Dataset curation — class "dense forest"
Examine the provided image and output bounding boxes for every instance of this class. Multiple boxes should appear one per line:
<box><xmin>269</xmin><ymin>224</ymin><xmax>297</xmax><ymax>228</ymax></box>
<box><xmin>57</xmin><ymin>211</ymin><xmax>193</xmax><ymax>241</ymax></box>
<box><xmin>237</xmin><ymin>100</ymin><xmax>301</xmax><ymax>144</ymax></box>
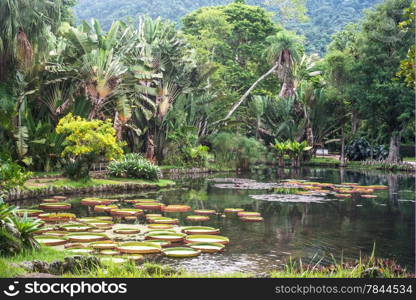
<box><xmin>74</xmin><ymin>0</ymin><xmax>382</xmax><ymax>54</ymax></box>
<box><xmin>0</xmin><ymin>0</ymin><xmax>414</xmax><ymax>186</ymax></box>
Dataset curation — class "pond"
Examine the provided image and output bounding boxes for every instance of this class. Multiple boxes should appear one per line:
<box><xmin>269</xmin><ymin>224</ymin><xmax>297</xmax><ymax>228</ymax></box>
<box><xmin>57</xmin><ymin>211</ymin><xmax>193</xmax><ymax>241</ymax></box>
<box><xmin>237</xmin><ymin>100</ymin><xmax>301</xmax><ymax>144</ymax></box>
<box><xmin>18</xmin><ymin>167</ymin><xmax>415</xmax><ymax>275</ymax></box>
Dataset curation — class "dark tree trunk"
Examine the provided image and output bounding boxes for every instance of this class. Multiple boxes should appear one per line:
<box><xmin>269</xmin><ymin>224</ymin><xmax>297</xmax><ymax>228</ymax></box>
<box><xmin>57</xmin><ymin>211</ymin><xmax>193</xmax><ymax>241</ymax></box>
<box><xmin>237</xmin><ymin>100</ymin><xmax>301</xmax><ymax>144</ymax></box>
<box><xmin>387</xmin><ymin>131</ymin><xmax>401</xmax><ymax>163</ymax></box>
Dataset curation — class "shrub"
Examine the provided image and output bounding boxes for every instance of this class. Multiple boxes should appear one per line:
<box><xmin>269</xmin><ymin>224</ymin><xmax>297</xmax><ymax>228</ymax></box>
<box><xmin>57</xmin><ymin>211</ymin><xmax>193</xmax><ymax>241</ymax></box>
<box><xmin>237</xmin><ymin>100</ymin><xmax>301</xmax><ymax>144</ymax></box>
<box><xmin>56</xmin><ymin>113</ymin><xmax>124</xmax><ymax>180</ymax></box>
<box><xmin>346</xmin><ymin>138</ymin><xmax>388</xmax><ymax>161</ymax></box>
<box><xmin>0</xmin><ymin>159</ymin><xmax>31</xmax><ymax>193</ymax></box>
<box><xmin>210</xmin><ymin>132</ymin><xmax>266</xmax><ymax>170</ymax></box>
<box><xmin>107</xmin><ymin>153</ymin><xmax>161</xmax><ymax>180</ymax></box>
<box><xmin>185</xmin><ymin>145</ymin><xmax>209</xmax><ymax>167</ymax></box>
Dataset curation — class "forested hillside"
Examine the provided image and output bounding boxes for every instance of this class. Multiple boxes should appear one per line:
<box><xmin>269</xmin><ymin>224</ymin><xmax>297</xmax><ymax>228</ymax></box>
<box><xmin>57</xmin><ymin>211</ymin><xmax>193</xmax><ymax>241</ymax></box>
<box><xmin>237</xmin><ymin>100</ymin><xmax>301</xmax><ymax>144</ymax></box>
<box><xmin>74</xmin><ymin>0</ymin><xmax>381</xmax><ymax>54</ymax></box>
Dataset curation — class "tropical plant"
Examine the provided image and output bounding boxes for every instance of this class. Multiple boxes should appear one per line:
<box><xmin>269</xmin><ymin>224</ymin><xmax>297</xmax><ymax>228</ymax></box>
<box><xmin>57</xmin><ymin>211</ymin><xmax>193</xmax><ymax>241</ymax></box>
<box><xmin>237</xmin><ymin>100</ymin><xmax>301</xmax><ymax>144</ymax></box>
<box><xmin>273</xmin><ymin>140</ymin><xmax>289</xmax><ymax>167</ymax></box>
<box><xmin>107</xmin><ymin>153</ymin><xmax>161</xmax><ymax>180</ymax></box>
<box><xmin>266</xmin><ymin>31</ymin><xmax>301</xmax><ymax>99</ymax></box>
<box><xmin>0</xmin><ymin>159</ymin><xmax>31</xmax><ymax>194</ymax></box>
<box><xmin>56</xmin><ymin>113</ymin><xmax>124</xmax><ymax>180</ymax></box>
<box><xmin>346</xmin><ymin>138</ymin><xmax>389</xmax><ymax>161</ymax></box>
<box><xmin>286</xmin><ymin>140</ymin><xmax>312</xmax><ymax>167</ymax></box>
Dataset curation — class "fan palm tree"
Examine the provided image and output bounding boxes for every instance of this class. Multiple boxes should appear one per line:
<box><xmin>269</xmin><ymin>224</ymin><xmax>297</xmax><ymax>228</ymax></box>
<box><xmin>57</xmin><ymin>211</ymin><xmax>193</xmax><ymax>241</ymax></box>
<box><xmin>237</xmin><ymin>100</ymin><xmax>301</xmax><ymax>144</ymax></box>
<box><xmin>0</xmin><ymin>0</ymin><xmax>63</xmax><ymax>80</ymax></box>
<box><xmin>266</xmin><ymin>31</ymin><xmax>301</xmax><ymax>99</ymax></box>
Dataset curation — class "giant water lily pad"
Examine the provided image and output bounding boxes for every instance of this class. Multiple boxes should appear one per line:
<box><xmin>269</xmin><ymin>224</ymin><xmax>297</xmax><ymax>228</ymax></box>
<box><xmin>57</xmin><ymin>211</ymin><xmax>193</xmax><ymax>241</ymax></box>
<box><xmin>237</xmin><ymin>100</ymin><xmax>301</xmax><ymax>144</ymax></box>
<box><xmin>113</xmin><ymin>228</ymin><xmax>140</xmax><ymax>235</ymax></box>
<box><xmin>162</xmin><ymin>247</ymin><xmax>200</xmax><ymax>258</ymax></box>
<box><xmin>61</xmin><ymin>224</ymin><xmax>93</xmax><ymax>232</ymax></box>
<box><xmin>66</xmin><ymin>233</ymin><xmax>108</xmax><ymax>242</ymax></box>
<box><xmin>145</xmin><ymin>232</ymin><xmax>186</xmax><ymax>242</ymax></box>
<box><xmin>117</xmin><ymin>242</ymin><xmax>161</xmax><ymax>254</ymax></box>
<box><xmin>162</xmin><ymin>205</ymin><xmax>191</xmax><ymax>212</ymax></box>
<box><xmin>81</xmin><ymin>198</ymin><xmax>115</xmax><ymax>206</ymax></box>
<box><xmin>100</xmin><ymin>250</ymin><xmax>120</xmax><ymax>256</ymax></box>
<box><xmin>134</xmin><ymin>203</ymin><xmax>162</xmax><ymax>210</ymax></box>
<box><xmin>224</xmin><ymin>208</ymin><xmax>244</xmax><ymax>214</ymax></box>
<box><xmin>38</xmin><ymin>213</ymin><xmax>76</xmax><ymax>222</ymax></box>
<box><xmin>186</xmin><ymin>215</ymin><xmax>209</xmax><ymax>222</ymax></box>
<box><xmin>194</xmin><ymin>209</ymin><xmax>216</xmax><ymax>215</ymax></box>
<box><xmin>185</xmin><ymin>235</ymin><xmax>229</xmax><ymax>245</ymax></box>
<box><xmin>147</xmin><ymin>223</ymin><xmax>174</xmax><ymax>230</ymax></box>
<box><xmin>67</xmin><ymin>248</ymin><xmax>94</xmax><ymax>254</ymax></box>
<box><xmin>110</xmin><ymin>208</ymin><xmax>143</xmax><ymax>217</ymax></box>
<box><xmin>182</xmin><ymin>226</ymin><xmax>219</xmax><ymax>235</ymax></box>
<box><xmin>35</xmin><ymin>235</ymin><xmax>67</xmax><ymax>246</ymax></box>
<box><xmin>210</xmin><ymin>178</ymin><xmax>278</xmax><ymax>190</ymax></box>
<box><xmin>189</xmin><ymin>242</ymin><xmax>225</xmax><ymax>253</ymax></box>
<box><xmin>237</xmin><ymin>211</ymin><xmax>261</xmax><ymax>217</ymax></box>
<box><xmin>240</xmin><ymin>216</ymin><xmax>264</xmax><ymax>222</ymax></box>
<box><xmin>145</xmin><ymin>239</ymin><xmax>171</xmax><ymax>247</ymax></box>
<box><xmin>39</xmin><ymin>202</ymin><xmax>71</xmax><ymax>211</ymax></box>
<box><xmin>147</xmin><ymin>217</ymin><xmax>179</xmax><ymax>224</ymax></box>
<box><xmin>90</xmin><ymin>241</ymin><xmax>118</xmax><ymax>250</ymax></box>
<box><xmin>94</xmin><ymin>205</ymin><xmax>118</xmax><ymax>212</ymax></box>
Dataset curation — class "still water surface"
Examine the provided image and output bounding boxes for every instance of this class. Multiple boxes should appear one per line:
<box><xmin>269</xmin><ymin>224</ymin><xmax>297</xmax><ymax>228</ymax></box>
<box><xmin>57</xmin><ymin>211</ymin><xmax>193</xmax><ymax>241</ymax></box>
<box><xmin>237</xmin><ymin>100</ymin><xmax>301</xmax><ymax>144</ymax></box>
<box><xmin>21</xmin><ymin>167</ymin><xmax>415</xmax><ymax>274</ymax></box>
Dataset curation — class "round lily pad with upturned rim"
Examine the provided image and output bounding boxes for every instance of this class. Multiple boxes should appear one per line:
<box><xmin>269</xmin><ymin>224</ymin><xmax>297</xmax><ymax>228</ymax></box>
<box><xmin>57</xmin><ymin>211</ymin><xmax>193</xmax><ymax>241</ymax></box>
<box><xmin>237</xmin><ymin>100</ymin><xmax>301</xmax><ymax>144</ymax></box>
<box><xmin>145</xmin><ymin>239</ymin><xmax>171</xmax><ymax>247</ymax></box>
<box><xmin>162</xmin><ymin>205</ymin><xmax>192</xmax><ymax>213</ymax></box>
<box><xmin>134</xmin><ymin>203</ymin><xmax>162</xmax><ymax>210</ymax></box>
<box><xmin>110</xmin><ymin>208</ymin><xmax>143</xmax><ymax>217</ymax></box>
<box><xmin>39</xmin><ymin>202</ymin><xmax>71</xmax><ymax>211</ymax></box>
<box><xmin>182</xmin><ymin>226</ymin><xmax>220</xmax><ymax>235</ymax></box>
<box><xmin>67</xmin><ymin>248</ymin><xmax>94</xmax><ymax>254</ymax></box>
<box><xmin>35</xmin><ymin>235</ymin><xmax>67</xmax><ymax>246</ymax></box>
<box><xmin>117</xmin><ymin>242</ymin><xmax>161</xmax><ymax>254</ymax></box>
<box><xmin>66</xmin><ymin>232</ymin><xmax>108</xmax><ymax>243</ymax></box>
<box><xmin>147</xmin><ymin>223</ymin><xmax>174</xmax><ymax>230</ymax></box>
<box><xmin>237</xmin><ymin>211</ymin><xmax>261</xmax><ymax>217</ymax></box>
<box><xmin>94</xmin><ymin>205</ymin><xmax>118</xmax><ymax>212</ymax></box>
<box><xmin>100</xmin><ymin>249</ymin><xmax>120</xmax><ymax>256</ymax></box>
<box><xmin>42</xmin><ymin>198</ymin><xmax>60</xmax><ymax>203</ymax></box>
<box><xmin>38</xmin><ymin>213</ymin><xmax>76</xmax><ymax>222</ymax></box>
<box><xmin>81</xmin><ymin>198</ymin><xmax>116</xmax><ymax>206</ymax></box>
<box><xmin>162</xmin><ymin>247</ymin><xmax>201</xmax><ymax>258</ymax></box>
<box><xmin>113</xmin><ymin>228</ymin><xmax>140</xmax><ymax>235</ymax></box>
<box><xmin>240</xmin><ymin>216</ymin><xmax>264</xmax><ymax>222</ymax></box>
<box><xmin>189</xmin><ymin>242</ymin><xmax>225</xmax><ymax>253</ymax></box>
<box><xmin>60</xmin><ymin>224</ymin><xmax>93</xmax><ymax>232</ymax></box>
<box><xmin>89</xmin><ymin>241</ymin><xmax>118</xmax><ymax>250</ymax></box>
<box><xmin>194</xmin><ymin>209</ymin><xmax>216</xmax><ymax>215</ymax></box>
<box><xmin>185</xmin><ymin>235</ymin><xmax>229</xmax><ymax>245</ymax></box>
<box><xmin>145</xmin><ymin>232</ymin><xmax>186</xmax><ymax>242</ymax></box>
<box><xmin>125</xmin><ymin>254</ymin><xmax>144</xmax><ymax>262</ymax></box>
<box><xmin>224</xmin><ymin>208</ymin><xmax>244</xmax><ymax>213</ymax></box>
<box><xmin>53</xmin><ymin>196</ymin><xmax>67</xmax><ymax>200</ymax></box>
<box><xmin>186</xmin><ymin>215</ymin><xmax>209</xmax><ymax>222</ymax></box>
<box><xmin>147</xmin><ymin>217</ymin><xmax>179</xmax><ymax>224</ymax></box>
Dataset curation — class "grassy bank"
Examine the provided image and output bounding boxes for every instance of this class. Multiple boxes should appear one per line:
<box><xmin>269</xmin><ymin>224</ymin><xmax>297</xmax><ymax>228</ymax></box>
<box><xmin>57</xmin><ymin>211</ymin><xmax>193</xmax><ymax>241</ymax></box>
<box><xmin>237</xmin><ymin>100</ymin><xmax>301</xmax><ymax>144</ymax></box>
<box><xmin>1</xmin><ymin>247</ymin><xmax>412</xmax><ymax>278</ymax></box>
<box><xmin>24</xmin><ymin>177</ymin><xmax>175</xmax><ymax>190</ymax></box>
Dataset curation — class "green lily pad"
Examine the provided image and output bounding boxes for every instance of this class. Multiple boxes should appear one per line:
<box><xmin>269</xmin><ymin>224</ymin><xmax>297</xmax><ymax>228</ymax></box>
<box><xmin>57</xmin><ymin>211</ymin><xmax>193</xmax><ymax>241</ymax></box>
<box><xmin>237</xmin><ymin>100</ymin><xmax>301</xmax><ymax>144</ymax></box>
<box><xmin>182</xmin><ymin>226</ymin><xmax>220</xmax><ymax>235</ymax></box>
<box><xmin>66</xmin><ymin>233</ymin><xmax>108</xmax><ymax>242</ymax></box>
<box><xmin>145</xmin><ymin>232</ymin><xmax>186</xmax><ymax>242</ymax></box>
<box><xmin>185</xmin><ymin>235</ymin><xmax>229</xmax><ymax>245</ymax></box>
<box><xmin>189</xmin><ymin>242</ymin><xmax>225</xmax><ymax>253</ymax></box>
<box><xmin>162</xmin><ymin>247</ymin><xmax>201</xmax><ymax>258</ymax></box>
<box><xmin>34</xmin><ymin>235</ymin><xmax>67</xmax><ymax>246</ymax></box>
<box><xmin>117</xmin><ymin>242</ymin><xmax>161</xmax><ymax>254</ymax></box>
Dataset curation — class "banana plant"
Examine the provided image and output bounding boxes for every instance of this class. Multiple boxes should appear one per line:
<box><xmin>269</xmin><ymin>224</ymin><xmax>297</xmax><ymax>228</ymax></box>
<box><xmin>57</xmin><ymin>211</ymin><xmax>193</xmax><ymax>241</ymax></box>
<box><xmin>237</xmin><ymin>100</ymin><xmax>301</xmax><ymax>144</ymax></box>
<box><xmin>286</xmin><ymin>140</ymin><xmax>312</xmax><ymax>167</ymax></box>
<box><xmin>273</xmin><ymin>140</ymin><xmax>289</xmax><ymax>167</ymax></box>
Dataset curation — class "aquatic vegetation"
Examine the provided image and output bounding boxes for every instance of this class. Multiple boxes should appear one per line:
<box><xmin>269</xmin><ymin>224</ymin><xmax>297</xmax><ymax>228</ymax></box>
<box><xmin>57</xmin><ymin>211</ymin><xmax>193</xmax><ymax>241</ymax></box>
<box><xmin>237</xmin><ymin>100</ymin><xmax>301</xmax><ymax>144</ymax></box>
<box><xmin>110</xmin><ymin>208</ymin><xmax>143</xmax><ymax>217</ymax></box>
<box><xmin>66</xmin><ymin>233</ymin><xmax>109</xmax><ymax>243</ymax></box>
<box><xmin>189</xmin><ymin>242</ymin><xmax>225</xmax><ymax>253</ymax></box>
<box><xmin>107</xmin><ymin>153</ymin><xmax>161</xmax><ymax>181</ymax></box>
<box><xmin>162</xmin><ymin>247</ymin><xmax>201</xmax><ymax>258</ymax></box>
<box><xmin>34</xmin><ymin>236</ymin><xmax>67</xmax><ymax>246</ymax></box>
<box><xmin>182</xmin><ymin>227</ymin><xmax>220</xmax><ymax>235</ymax></box>
<box><xmin>38</xmin><ymin>213</ymin><xmax>76</xmax><ymax>222</ymax></box>
<box><xmin>117</xmin><ymin>242</ymin><xmax>162</xmax><ymax>254</ymax></box>
<box><xmin>186</xmin><ymin>215</ymin><xmax>210</xmax><ymax>222</ymax></box>
<box><xmin>194</xmin><ymin>209</ymin><xmax>216</xmax><ymax>215</ymax></box>
<box><xmin>185</xmin><ymin>235</ymin><xmax>229</xmax><ymax>245</ymax></box>
<box><xmin>113</xmin><ymin>228</ymin><xmax>141</xmax><ymax>235</ymax></box>
<box><xmin>162</xmin><ymin>205</ymin><xmax>192</xmax><ymax>212</ymax></box>
<box><xmin>39</xmin><ymin>202</ymin><xmax>71</xmax><ymax>211</ymax></box>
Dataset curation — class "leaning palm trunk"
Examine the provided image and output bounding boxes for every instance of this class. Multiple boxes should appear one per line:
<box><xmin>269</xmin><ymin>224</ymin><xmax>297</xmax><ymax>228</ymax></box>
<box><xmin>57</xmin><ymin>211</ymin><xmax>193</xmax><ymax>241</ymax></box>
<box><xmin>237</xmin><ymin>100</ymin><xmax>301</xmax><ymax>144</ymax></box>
<box><xmin>145</xmin><ymin>132</ymin><xmax>156</xmax><ymax>163</ymax></box>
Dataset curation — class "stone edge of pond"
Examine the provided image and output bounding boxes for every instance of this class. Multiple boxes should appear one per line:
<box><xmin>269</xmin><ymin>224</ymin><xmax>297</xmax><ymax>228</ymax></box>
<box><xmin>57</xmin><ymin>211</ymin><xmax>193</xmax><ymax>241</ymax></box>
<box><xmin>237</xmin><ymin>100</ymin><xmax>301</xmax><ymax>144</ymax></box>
<box><xmin>5</xmin><ymin>182</ymin><xmax>176</xmax><ymax>202</ymax></box>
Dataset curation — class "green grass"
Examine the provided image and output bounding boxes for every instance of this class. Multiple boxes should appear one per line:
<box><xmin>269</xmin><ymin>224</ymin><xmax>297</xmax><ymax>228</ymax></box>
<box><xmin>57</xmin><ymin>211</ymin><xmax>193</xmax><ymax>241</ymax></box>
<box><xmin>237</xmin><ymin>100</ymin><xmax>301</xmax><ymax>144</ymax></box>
<box><xmin>25</xmin><ymin>177</ymin><xmax>175</xmax><ymax>190</ymax></box>
<box><xmin>304</xmin><ymin>157</ymin><xmax>340</xmax><ymax>167</ymax></box>
<box><xmin>31</xmin><ymin>171</ymin><xmax>62</xmax><ymax>177</ymax></box>
<box><xmin>0</xmin><ymin>247</ymin><xmax>69</xmax><ymax>278</ymax></box>
<box><xmin>403</xmin><ymin>157</ymin><xmax>415</xmax><ymax>162</ymax></box>
<box><xmin>63</xmin><ymin>261</ymin><xmax>251</xmax><ymax>278</ymax></box>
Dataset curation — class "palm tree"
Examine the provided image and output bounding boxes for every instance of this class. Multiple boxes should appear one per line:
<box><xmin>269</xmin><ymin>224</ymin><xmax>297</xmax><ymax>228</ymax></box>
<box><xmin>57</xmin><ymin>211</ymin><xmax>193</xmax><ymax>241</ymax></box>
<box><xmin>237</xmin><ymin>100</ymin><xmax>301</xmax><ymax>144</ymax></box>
<box><xmin>0</xmin><ymin>0</ymin><xmax>63</xmax><ymax>80</ymax></box>
<box><xmin>266</xmin><ymin>31</ymin><xmax>301</xmax><ymax>99</ymax></box>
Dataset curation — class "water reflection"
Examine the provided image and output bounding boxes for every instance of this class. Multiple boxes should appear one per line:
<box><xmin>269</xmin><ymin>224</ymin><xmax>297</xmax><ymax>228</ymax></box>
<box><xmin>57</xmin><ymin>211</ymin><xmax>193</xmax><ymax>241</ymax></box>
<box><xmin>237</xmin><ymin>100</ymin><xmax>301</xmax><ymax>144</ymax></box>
<box><xmin>16</xmin><ymin>167</ymin><xmax>415</xmax><ymax>274</ymax></box>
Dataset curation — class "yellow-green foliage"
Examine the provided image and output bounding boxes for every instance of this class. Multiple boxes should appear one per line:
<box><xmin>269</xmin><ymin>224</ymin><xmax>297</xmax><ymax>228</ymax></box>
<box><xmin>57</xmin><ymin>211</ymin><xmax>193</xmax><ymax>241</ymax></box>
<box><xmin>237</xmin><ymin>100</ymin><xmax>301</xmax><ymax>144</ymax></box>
<box><xmin>56</xmin><ymin>113</ymin><xmax>124</xmax><ymax>160</ymax></box>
